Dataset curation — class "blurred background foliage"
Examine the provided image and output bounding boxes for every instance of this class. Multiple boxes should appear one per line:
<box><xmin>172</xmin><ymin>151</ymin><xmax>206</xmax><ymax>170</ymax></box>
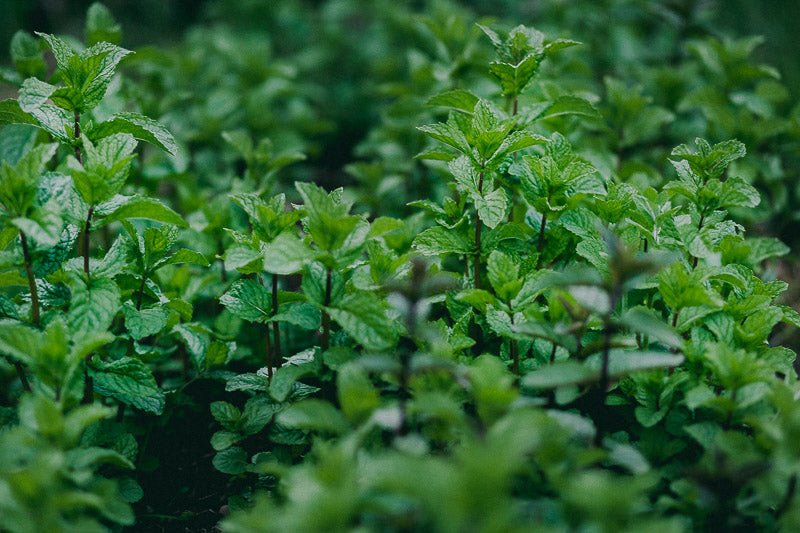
<box><xmin>4</xmin><ymin>0</ymin><xmax>798</xmax><ymax>262</ymax></box>
<box><xmin>3</xmin><ymin>0</ymin><xmax>798</xmax><ymax>93</ymax></box>
<box><xmin>3</xmin><ymin>0</ymin><xmax>799</xmax><ymax>240</ymax></box>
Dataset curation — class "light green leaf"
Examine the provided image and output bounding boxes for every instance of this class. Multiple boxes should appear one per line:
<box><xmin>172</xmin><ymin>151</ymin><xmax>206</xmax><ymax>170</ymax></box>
<box><xmin>92</xmin><ymin>356</ymin><xmax>165</xmax><ymax>414</ymax></box>
<box><xmin>269</xmin><ymin>302</ymin><xmax>321</xmax><ymax>330</ymax></box>
<box><xmin>213</xmin><ymin>447</ymin><xmax>248</xmax><ymax>475</ymax></box>
<box><xmin>270</xmin><ymin>362</ymin><xmax>316</xmax><ymax>402</ymax></box>
<box><xmin>263</xmin><ymin>231</ymin><xmax>313</xmax><ymax>275</ymax></box>
<box><xmin>68</xmin><ymin>277</ymin><xmax>121</xmax><ymax>333</ymax></box>
<box><xmin>97</xmin><ymin>195</ymin><xmax>186</xmax><ymax>227</ymax></box>
<box><xmin>89</xmin><ymin>112</ymin><xmax>177</xmax><ymax>155</ymax></box>
<box><xmin>587</xmin><ymin>350</ymin><xmax>685</xmax><ymax>377</ymax></box>
<box><xmin>473</xmin><ymin>188</ymin><xmax>509</xmax><ymax>229</ymax></box>
<box><xmin>425</xmin><ymin>90</ymin><xmax>480</xmax><ymax>113</ymax></box>
<box><xmin>413</xmin><ymin>226</ymin><xmax>472</xmax><ymax>256</ymax></box>
<box><xmin>622</xmin><ymin>307</ymin><xmax>683</xmax><ymax>349</ymax></box>
<box><xmin>157</xmin><ymin>248</ymin><xmax>209</xmax><ymax>268</ymax></box>
<box><xmin>522</xmin><ymin>361</ymin><xmax>598</xmax><ymax>389</ymax></box>
<box><xmin>123</xmin><ymin>302</ymin><xmax>168</xmax><ymax>340</ymax></box>
<box><xmin>541</xmin><ymin>96</ymin><xmax>600</xmax><ymax>120</ymax></box>
<box><xmin>220</xmin><ymin>279</ymin><xmax>271</xmax><ymax>323</ymax></box>
<box><xmin>328</xmin><ymin>292</ymin><xmax>397</xmax><ymax>351</ymax></box>
<box><xmin>0</xmin><ymin>99</ymin><xmax>37</xmax><ymax>127</ymax></box>
<box><xmin>276</xmin><ymin>399</ymin><xmax>349</xmax><ymax>435</ymax></box>
<box><xmin>86</xmin><ymin>2</ymin><xmax>122</xmax><ymax>45</ymax></box>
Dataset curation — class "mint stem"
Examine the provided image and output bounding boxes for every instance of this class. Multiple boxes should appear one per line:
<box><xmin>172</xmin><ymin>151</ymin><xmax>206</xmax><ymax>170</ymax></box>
<box><xmin>19</xmin><ymin>231</ymin><xmax>39</xmax><ymax>326</ymax></box>
<box><xmin>12</xmin><ymin>360</ymin><xmax>31</xmax><ymax>392</ymax></box>
<box><xmin>473</xmin><ymin>160</ymin><xmax>486</xmax><ymax>290</ymax></box>
<box><xmin>257</xmin><ymin>274</ymin><xmax>274</xmax><ymax>380</ymax></box>
<box><xmin>264</xmin><ymin>322</ymin><xmax>273</xmax><ymax>381</ymax></box>
<box><xmin>536</xmin><ymin>212</ymin><xmax>548</xmax><ymax>269</ymax></box>
<box><xmin>82</xmin><ymin>205</ymin><xmax>94</xmax><ymax>280</ymax></box>
<box><xmin>321</xmin><ymin>267</ymin><xmax>332</xmax><ymax>352</ymax></box>
<box><xmin>136</xmin><ymin>271</ymin><xmax>147</xmax><ymax>310</ymax></box>
<box><xmin>272</xmin><ymin>274</ymin><xmax>281</xmax><ymax>365</ymax></box>
<box><xmin>73</xmin><ymin>112</ymin><xmax>82</xmax><ymax>164</ymax></box>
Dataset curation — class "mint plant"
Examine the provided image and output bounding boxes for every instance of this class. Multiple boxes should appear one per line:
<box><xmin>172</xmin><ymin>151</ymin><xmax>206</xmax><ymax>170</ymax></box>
<box><xmin>1</xmin><ymin>2</ymin><xmax>800</xmax><ymax>532</ymax></box>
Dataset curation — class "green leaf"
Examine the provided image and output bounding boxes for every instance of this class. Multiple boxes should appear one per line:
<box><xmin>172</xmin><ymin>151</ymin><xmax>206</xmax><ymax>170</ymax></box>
<box><xmin>473</xmin><ymin>188</ymin><xmax>509</xmax><ymax>229</ymax></box>
<box><xmin>425</xmin><ymin>89</ymin><xmax>480</xmax><ymax>113</ymax></box>
<box><xmin>97</xmin><ymin>195</ymin><xmax>187</xmax><ymax>227</ymax></box>
<box><xmin>337</xmin><ymin>364</ymin><xmax>380</xmax><ymax>424</ymax></box>
<box><xmin>276</xmin><ymin>399</ymin><xmax>349</xmax><ymax>435</ymax></box>
<box><xmin>541</xmin><ymin>96</ymin><xmax>600</xmax><ymax>120</ymax></box>
<box><xmin>211</xmin><ymin>430</ymin><xmax>244</xmax><ymax>451</ymax></box>
<box><xmin>241</xmin><ymin>395</ymin><xmax>280</xmax><ymax>435</ymax></box>
<box><xmin>226</xmin><ymin>373</ymin><xmax>270</xmax><ymax>393</ymax></box>
<box><xmin>0</xmin><ymin>142</ymin><xmax>57</xmax><ymax>214</ymax></box>
<box><xmin>488</xmin><ymin>130</ymin><xmax>548</xmax><ymax>165</ymax></box>
<box><xmin>223</xmin><ymin>244</ymin><xmax>262</xmax><ymax>272</ymax></box>
<box><xmin>92</xmin><ymin>356</ymin><xmax>165</xmax><ymax>414</ymax></box>
<box><xmin>210</xmin><ymin>401</ymin><xmax>241</xmax><ymax>431</ymax></box>
<box><xmin>12</xmin><ymin>209</ymin><xmax>63</xmax><ymax>247</ymax></box>
<box><xmin>157</xmin><ymin>248</ymin><xmax>209</xmax><ymax>268</ymax></box>
<box><xmin>93</xmin><ymin>235</ymin><xmax>131</xmax><ymax>277</ymax></box>
<box><xmin>0</xmin><ymin>321</ymin><xmax>41</xmax><ymax>365</ymax></box>
<box><xmin>511</xmin><ymin>270</ymin><xmax>550</xmax><ymax>310</ymax></box>
<box><xmin>10</xmin><ymin>31</ymin><xmax>45</xmax><ymax>79</ymax></box>
<box><xmin>328</xmin><ymin>292</ymin><xmax>397</xmax><ymax>351</ymax></box>
<box><xmin>545</xmin><ymin>38</ymin><xmax>581</xmax><ymax>53</ymax></box>
<box><xmin>220</xmin><ymin>279</ymin><xmax>271</xmax><ymax>323</ymax></box>
<box><xmin>586</xmin><ymin>350</ymin><xmax>685</xmax><ymax>377</ymax></box>
<box><xmin>413</xmin><ymin>226</ymin><xmax>472</xmax><ymax>256</ymax></box>
<box><xmin>0</xmin><ymin>99</ymin><xmax>37</xmax><ymax>127</ymax></box>
<box><xmin>68</xmin><ymin>446</ymin><xmax>134</xmax><ymax>470</ymax></box>
<box><xmin>301</xmin><ymin>261</ymin><xmax>344</xmax><ymax>307</ymax></box>
<box><xmin>456</xmin><ymin>288</ymin><xmax>498</xmax><ymax>311</ymax></box>
<box><xmin>487</xmin><ymin>250</ymin><xmax>519</xmax><ymax>298</ymax></box>
<box><xmin>262</xmin><ymin>231</ymin><xmax>314</xmax><ymax>275</ymax></box>
<box><xmin>213</xmin><ymin>447</ymin><xmax>248</xmax><ymax>475</ymax></box>
<box><xmin>123</xmin><ymin>302</ymin><xmax>168</xmax><ymax>340</ymax></box>
<box><xmin>68</xmin><ymin>276</ymin><xmax>121</xmax><ymax>333</ymax></box>
<box><xmin>70</xmin><ymin>133</ymin><xmax>137</xmax><ymax>205</ymax></box>
<box><xmin>86</xmin><ymin>2</ymin><xmax>122</xmax><ymax>45</ymax></box>
<box><xmin>522</xmin><ymin>361</ymin><xmax>598</xmax><ymax>389</ymax></box>
<box><xmin>418</xmin><ymin>116</ymin><xmax>472</xmax><ymax>156</ymax></box>
<box><xmin>36</xmin><ymin>32</ymin><xmax>74</xmax><ymax>71</ymax></box>
<box><xmin>89</xmin><ymin>112</ymin><xmax>177</xmax><ymax>155</ymax></box>
<box><xmin>622</xmin><ymin>307</ymin><xmax>683</xmax><ymax>349</ymax></box>
<box><xmin>270</xmin><ymin>302</ymin><xmax>321</xmax><ymax>330</ymax></box>
<box><xmin>719</xmin><ymin>176</ymin><xmax>760</xmax><ymax>208</ymax></box>
<box><xmin>489</xmin><ymin>54</ymin><xmax>539</xmax><ymax>96</ymax></box>
<box><xmin>270</xmin><ymin>362</ymin><xmax>316</xmax><ymax>402</ymax></box>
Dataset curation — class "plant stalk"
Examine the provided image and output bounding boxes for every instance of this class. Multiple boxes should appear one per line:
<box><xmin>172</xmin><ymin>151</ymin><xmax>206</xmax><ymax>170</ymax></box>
<box><xmin>19</xmin><ymin>231</ymin><xmax>40</xmax><ymax>326</ymax></box>
<box><xmin>257</xmin><ymin>274</ymin><xmax>276</xmax><ymax>379</ymax></box>
<box><xmin>536</xmin><ymin>212</ymin><xmax>548</xmax><ymax>269</ymax></box>
<box><xmin>321</xmin><ymin>267</ymin><xmax>332</xmax><ymax>352</ymax></box>
<box><xmin>473</xmin><ymin>160</ymin><xmax>486</xmax><ymax>290</ymax></box>
<box><xmin>82</xmin><ymin>205</ymin><xmax>94</xmax><ymax>280</ymax></box>
<box><xmin>12</xmin><ymin>360</ymin><xmax>31</xmax><ymax>392</ymax></box>
<box><xmin>510</xmin><ymin>313</ymin><xmax>519</xmax><ymax>375</ymax></box>
<box><xmin>691</xmin><ymin>211</ymin><xmax>706</xmax><ymax>269</ymax></box>
<box><xmin>264</xmin><ymin>322</ymin><xmax>273</xmax><ymax>381</ymax></box>
<box><xmin>272</xmin><ymin>274</ymin><xmax>281</xmax><ymax>364</ymax></box>
<box><xmin>136</xmin><ymin>271</ymin><xmax>147</xmax><ymax>310</ymax></box>
<box><xmin>776</xmin><ymin>473</ymin><xmax>798</xmax><ymax>519</ymax></box>
<box><xmin>126</xmin><ymin>272</ymin><xmax>149</xmax><ymax>357</ymax></box>
<box><xmin>595</xmin><ymin>288</ymin><xmax>620</xmax><ymax>446</ymax></box>
<box><xmin>74</xmin><ymin>112</ymin><xmax>82</xmax><ymax>164</ymax></box>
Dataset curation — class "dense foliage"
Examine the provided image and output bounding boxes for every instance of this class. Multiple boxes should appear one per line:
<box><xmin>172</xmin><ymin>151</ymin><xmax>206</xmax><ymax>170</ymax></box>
<box><xmin>1</xmin><ymin>1</ymin><xmax>799</xmax><ymax>531</ymax></box>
